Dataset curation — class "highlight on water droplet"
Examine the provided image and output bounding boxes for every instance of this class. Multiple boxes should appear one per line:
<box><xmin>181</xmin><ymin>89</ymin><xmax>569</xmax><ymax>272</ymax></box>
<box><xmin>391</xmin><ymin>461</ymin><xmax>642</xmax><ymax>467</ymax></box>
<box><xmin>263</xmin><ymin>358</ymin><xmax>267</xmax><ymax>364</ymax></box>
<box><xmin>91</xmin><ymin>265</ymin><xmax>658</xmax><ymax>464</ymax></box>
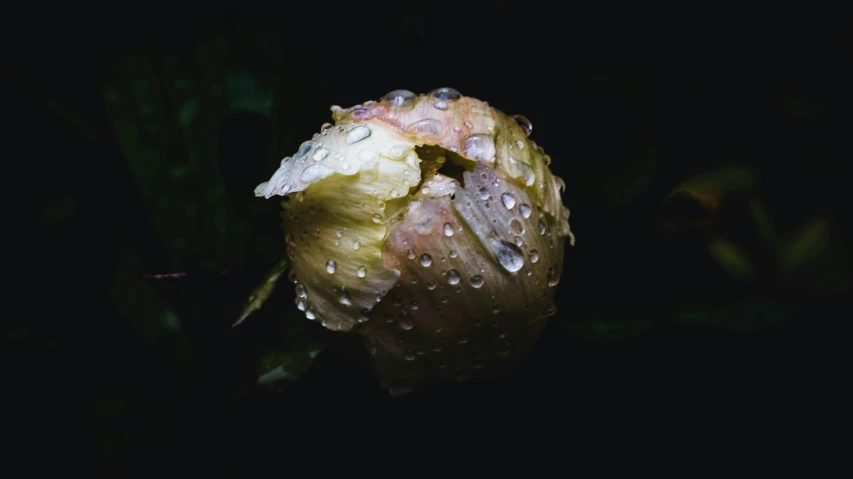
<box><xmin>501</xmin><ymin>192</ymin><xmax>516</xmax><ymax>209</ymax></box>
<box><xmin>511</xmin><ymin>114</ymin><xmax>533</xmax><ymax>136</ymax></box>
<box><xmin>339</xmin><ymin>287</ymin><xmax>352</xmax><ymax>305</ymax></box>
<box><xmin>326</xmin><ymin>260</ymin><xmax>337</xmax><ymax>274</ymax></box>
<box><xmin>420</xmin><ymin>254</ymin><xmax>433</xmax><ymax>267</ymax></box>
<box><xmin>519</xmin><ymin>204</ymin><xmax>532</xmax><ymax>218</ymax></box>
<box><xmin>345</xmin><ymin>125</ymin><xmax>371</xmax><ymax>144</ymax></box>
<box><xmin>494</xmin><ymin>240</ymin><xmax>525</xmax><ymax>272</ymax></box>
<box><xmin>443</xmin><ymin>223</ymin><xmax>454</xmax><ymax>237</ymax></box>
<box><xmin>357</xmin><ymin>266</ymin><xmax>367</xmax><ymax>278</ymax></box>
<box><xmin>447</xmin><ymin>269</ymin><xmax>460</xmax><ymax>284</ymax></box>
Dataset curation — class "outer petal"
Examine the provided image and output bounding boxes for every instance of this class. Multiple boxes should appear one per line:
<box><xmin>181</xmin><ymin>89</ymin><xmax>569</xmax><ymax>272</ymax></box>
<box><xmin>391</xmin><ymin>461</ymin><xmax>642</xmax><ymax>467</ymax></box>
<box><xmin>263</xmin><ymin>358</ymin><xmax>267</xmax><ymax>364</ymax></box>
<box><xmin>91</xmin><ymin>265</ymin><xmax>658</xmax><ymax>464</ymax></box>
<box><xmin>360</xmin><ymin>161</ymin><xmax>564</xmax><ymax>392</ymax></box>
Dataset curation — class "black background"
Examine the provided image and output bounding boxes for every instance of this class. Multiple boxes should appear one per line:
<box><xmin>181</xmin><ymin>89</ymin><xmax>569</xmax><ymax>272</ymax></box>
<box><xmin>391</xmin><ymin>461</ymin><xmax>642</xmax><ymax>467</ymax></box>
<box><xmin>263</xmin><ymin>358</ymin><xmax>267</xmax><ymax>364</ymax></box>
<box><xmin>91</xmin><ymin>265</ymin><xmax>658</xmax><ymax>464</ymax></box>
<box><xmin>5</xmin><ymin>5</ymin><xmax>849</xmax><ymax>473</ymax></box>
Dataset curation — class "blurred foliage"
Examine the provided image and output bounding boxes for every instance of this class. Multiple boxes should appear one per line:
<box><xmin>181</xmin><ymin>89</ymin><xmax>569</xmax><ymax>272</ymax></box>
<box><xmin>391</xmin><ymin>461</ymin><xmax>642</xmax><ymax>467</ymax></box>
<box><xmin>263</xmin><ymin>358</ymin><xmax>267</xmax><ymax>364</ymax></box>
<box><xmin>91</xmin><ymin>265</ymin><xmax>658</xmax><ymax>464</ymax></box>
<box><xmin>9</xmin><ymin>10</ymin><xmax>848</xmax><ymax>472</ymax></box>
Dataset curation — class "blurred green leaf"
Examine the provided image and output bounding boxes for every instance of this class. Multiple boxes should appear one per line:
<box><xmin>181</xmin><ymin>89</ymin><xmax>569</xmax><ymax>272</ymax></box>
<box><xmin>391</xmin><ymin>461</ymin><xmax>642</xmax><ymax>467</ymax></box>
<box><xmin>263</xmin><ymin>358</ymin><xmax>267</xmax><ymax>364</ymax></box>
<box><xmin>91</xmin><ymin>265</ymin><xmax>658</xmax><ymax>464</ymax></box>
<box><xmin>673</xmin><ymin>299</ymin><xmax>796</xmax><ymax>332</ymax></box>
<box><xmin>234</xmin><ymin>258</ymin><xmax>289</xmax><ymax>326</ymax></box>
<box><xmin>560</xmin><ymin>316</ymin><xmax>653</xmax><ymax>343</ymax></box>
<box><xmin>781</xmin><ymin>218</ymin><xmax>830</xmax><ymax>272</ymax></box>
<box><xmin>709</xmin><ymin>237</ymin><xmax>756</xmax><ymax>282</ymax></box>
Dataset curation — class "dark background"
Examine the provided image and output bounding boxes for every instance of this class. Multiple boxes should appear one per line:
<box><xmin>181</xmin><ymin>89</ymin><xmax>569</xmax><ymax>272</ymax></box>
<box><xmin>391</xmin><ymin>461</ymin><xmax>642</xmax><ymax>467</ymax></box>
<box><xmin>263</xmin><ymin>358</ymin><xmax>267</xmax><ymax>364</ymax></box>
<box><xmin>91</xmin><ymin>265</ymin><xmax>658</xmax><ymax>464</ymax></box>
<box><xmin>5</xmin><ymin>5</ymin><xmax>849</xmax><ymax>473</ymax></box>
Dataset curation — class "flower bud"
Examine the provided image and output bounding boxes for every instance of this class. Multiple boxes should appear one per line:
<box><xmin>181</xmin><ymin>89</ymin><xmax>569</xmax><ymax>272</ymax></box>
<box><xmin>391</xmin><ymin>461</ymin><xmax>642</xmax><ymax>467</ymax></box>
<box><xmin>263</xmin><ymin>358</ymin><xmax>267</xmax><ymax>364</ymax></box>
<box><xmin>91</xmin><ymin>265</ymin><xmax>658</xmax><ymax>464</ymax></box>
<box><xmin>255</xmin><ymin>88</ymin><xmax>575</xmax><ymax>395</ymax></box>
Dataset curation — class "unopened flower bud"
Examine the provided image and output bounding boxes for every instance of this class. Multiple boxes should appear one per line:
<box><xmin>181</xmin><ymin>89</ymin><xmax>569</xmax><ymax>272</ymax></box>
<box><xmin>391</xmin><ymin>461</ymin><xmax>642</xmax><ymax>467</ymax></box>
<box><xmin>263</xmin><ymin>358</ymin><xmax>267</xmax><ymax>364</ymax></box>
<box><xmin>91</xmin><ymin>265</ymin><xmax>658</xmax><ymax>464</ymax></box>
<box><xmin>255</xmin><ymin>88</ymin><xmax>575</xmax><ymax>395</ymax></box>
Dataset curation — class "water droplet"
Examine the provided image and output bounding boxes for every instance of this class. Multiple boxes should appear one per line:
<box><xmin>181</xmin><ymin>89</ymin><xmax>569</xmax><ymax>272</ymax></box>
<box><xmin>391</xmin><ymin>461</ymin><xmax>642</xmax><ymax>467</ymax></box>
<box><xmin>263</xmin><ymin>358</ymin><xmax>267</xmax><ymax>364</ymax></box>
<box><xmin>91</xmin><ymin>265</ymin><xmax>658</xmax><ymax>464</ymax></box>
<box><xmin>403</xmin><ymin>349</ymin><xmax>417</xmax><ymax>361</ymax></box>
<box><xmin>305</xmin><ymin>308</ymin><xmax>316</xmax><ymax>320</ymax></box>
<box><xmin>501</xmin><ymin>193</ymin><xmax>516</xmax><ymax>209</ymax></box>
<box><xmin>547</xmin><ymin>267</ymin><xmax>559</xmax><ymax>287</ymax></box>
<box><xmin>510</xmin><ymin>218</ymin><xmax>524</xmax><ymax>234</ymax></box>
<box><xmin>300</xmin><ymin>164</ymin><xmax>335</xmax><ymax>182</ymax></box>
<box><xmin>298</xmin><ymin>140</ymin><xmax>315</xmax><ymax>155</ymax></box>
<box><xmin>516</xmin><ymin>140</ymin><xmax>525</xmax><ymax>149</ymax></box>
<box><xmin>433</xmin><ymin>100</ymin><xmax>449</xmax><ymax>110</ymax></box>
<box><xmin>477</xmin><ymin>187</ymin><xmax>489</xmax><ymax>200</ymax></box>
<box><xmin>345</xmin><ymin>125</ymin><xmax>371</xmax><ymax>144</ymax></box>
<box><xmin>458</xmin><ymin>334</ymin><xmax>470</xmax><ymax>344</ymax></box>
<box><xmin>519</xmin><ymin>162</ymin><xmax>535</xmax><ymax>186</ymax></box>
<box><xmin>494</xmin><ymin>240</ymin><xmax>525</xmax><ymax>272</ymax></box>
<box><xmin>529</xmin><ymin>250</ymin><xmax>539</xmax><ymax>263</ymax></box>
<box><xmin>381</xmin><ymin>89</ymin><xmax>416</xmax><ymax>108</ymax></box>
<box><xmin>407</xmin><ymin>249</ymin><xmax>416</xmax><ymax>260</ymax></box>
<box><xmin>390</xmin><ymin>189</ymin><xmax>400</xmax><ymax>198</ymax></box>
<box><xmin>358</xmin><ymin>309</ymin><xmax>371</xmax><ymax>322</ymax></box>
<box><xmin>336</xmin><ymin>229</ymin><xmax>343</xmax><ymax>238</ymax></box>
<box><xmin>357</xmin><ymin>266</ymin><xmax>366</xmax><ymax>278</ymax></box>
<box><xmin>519</xmin><ymin>204</ymin><xmax>532</xmax><ymax>218</ymax></box>
<box><xmin>353</xmin><ymin>239</ymin><xmax>361</xmax><ymax>250</ymax></box>
<box><xmin>339</xmin><ymin>287</ymin><xmax>352</xmax><ymax>305</ymax></box>
<box><xmin>443</xmin><ymin>223</ymin><xmax>454</xmax><ymax>236</ymax></box>
<box><xmin>296</xmin><ymin>283</ymin><xmax>307</xmax><ymax>298</ymax></box>
<box><xmin>492</xmin><ymin>304</ymin><xmax>501</xmax><ymax>313</ymax></box>
<box><xmin>440</xmin><ymin>296</ymin><xmax>449</xmax><ymax>303</ymax></box>
<box><xmin>399</xmin><ymin>316</ymin><xmax>414</xmax><ymax>330</ymax></box>
<box><xmin>471</xmin><ymin>275</ymin><xmax>485</xmax><ymax>288</ymax></box>
<box><xmin>420</xmin><ymin>254</ymin><xmax>433</xmax><ymax>267</ymax></box>
<box><xmin>422</xmin><ymin>186</ymin><xmax>431</xmax><ymax>194</ymax></box>
<box><xmin>372</xmin><ymin>214</ymin><xmax>382</xmax><ymax>223</ymax></box>
<box><xmin>406</xmin><ymin>118</ymin><xmax>444</xmax><ymax>136</ymax></box>
<box><xmin>426</xmin><ymin>280</ymin><xmax>437</xmax><ymax>290</ymax></box>
<box><xmin>538</xmin><ymin>219</ymin><xmax>547</xmax><ymax>235</ymax></box>
<box><xmin>409</xmin><ymin>300</ymin><xmax>420</xmax><ymax>311</ymax></box>
<box><xmin>296</xmin><ymin>300</ymin><xmax>306</xmax><ymax>311</ymax></box>
<box><xmin>312</xmin><ymin>148</ymin><xmax>330</xmax><ymax>161</ymax></box>
<box><xmin>432</xmin><ymin>343</ymin><xmax>443</xmax><ymax>352</ymax></box>
<box><xmin>512</xmin><ymin>114</ymin><xmax>533</xmax><ymax>136</ymax></box>
<box><xmin>449</xmin><ymin>250</ymin><xmax>458</xmax><ymax>259</ymax></box>
<box><xmin>431</xmin><ymin>87</ymin><xmax>461</xmax><ymax>101</ymax></box>
<box><xmin>388</xmin><ymin>145</ymin><xmax>407</xmax><ymax>158</ymax></box>
<box><xmin>462</xmin><ymin>134</ymin><xmax>496</xmax><ymax>162</ymax></box>
<box><xmin>447</xmin><ymin>269</ymin><xmax>461</xmax><ymax>284</ymax></box>
<box><xmin>326</xmin><ymin>260</ymin><xmax>336</xmax><ymax>274</ymax></box>
<box><xmin>541</xmin><ymin>301</ymin><xmax>557</xmax><ymax>317</ymax></box>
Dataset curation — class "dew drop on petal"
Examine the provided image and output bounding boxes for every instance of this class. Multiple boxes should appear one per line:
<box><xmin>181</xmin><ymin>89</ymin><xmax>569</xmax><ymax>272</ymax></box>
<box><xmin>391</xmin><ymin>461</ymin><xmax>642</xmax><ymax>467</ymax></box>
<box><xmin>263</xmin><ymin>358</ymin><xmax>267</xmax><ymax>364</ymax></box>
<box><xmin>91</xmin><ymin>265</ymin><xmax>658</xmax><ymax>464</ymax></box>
<box><xmin>529</xmin><ymin>250</ymin><xmax>539</xmax><ymax>263</ymax></box>
<box><xmin>477</xmin><ymin>188</ymin><xmax>489</xmax><ymax>200</ymax></box>
<box><xmin>339</xmin><ymin>287</ymin><xmax>352</xmax><ymax>305</ymax></box>
<box><xmin>449</xmin><ymin>250</ymin><xmax>458</xmax><ymax>259</ymax></box>
<box><xmin>494</xmin><ymin>240</ymin><xmax>525</xmax><ymax>272</ymax></box>
<box><xmin>470</xmin><ymin>275</ymin><xmax>485</xmax><ymax>288</ymax></box>
<box><xmin>501</xmin><ymin>192</ymin><xmax>516</xmax><ymax>209</ymax></box>
<box><xmin>512</xmin><ymin>114</ymin><xmax>533</xmax><ymax>136</ymax></box>
<box><xmin>463</xmin><ymin>134</ymin><xmax>496</xmax><ymax>162</ymax></box>
<box><xmin>547</xmin><ymin>267</ymin><xmax>559</xmax><ymax>287</ymax></box>
<box><xmin>357</xmin><ymin>266</ymin><xmax>366</xmax><ymax>278</ymax></box>
<box><xmin>312</xmin><ymin>147</ymin><xmax>330</xmax><ymax>162</ymax></box>
<box><xmin>326</xmin><ymin>260</ymin><xmax>336</xmax><ymax>274</ymax></box>
<box><xmin>406</xmin><ymin>118</ymin><xmax>444</xmax><ymax>136</ymax></box>
<box><xmin>519</xmin><ymin>204</ymin><xmax>532</xmax><ymax>218</ymax></box>
<box><xmin>407</xmin><ymin>249</ymin><xmax>416</xmax><ymax>260</ymax></box>
<box><xmin>372</xmin><ymin>214</ymin><xmax>382</xmax><ymax>224</ymax></box>
<box><xmin>420</xmin><ymin>254</ymin><xmax>433</xmax><ymax>267</ymax></box>
<box><xmin>431</xmin><ymin>87</ymin><xmax>461</xmax><ymax>101</ymax></box>
<box><xmin>447</xmin><ymin>269</ymin><xmax>461</xmax><ymax>285</ymax></box>
<box><xmin>345</xmin><ymin>125</ymin><xmax>371</xmax><ymax>144</ymax></box>
<box><xmin>300</xmin><ymin>164</ymin><xmax>334</xmax><ymax>182</ymax></box>
<box><xmin>381</xmin><ymin>89</ymin><xmax>416</xmax><ymax>109</ymax></box>
<box><xmin>443</xmin><ymin>223</ymin><xmax>454</xmax><ymax>237</ymax></box>
<box><xmin>510</xmin><ymin>218</ymin><xmax>524</xmax><ymax>235</ymax></box>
